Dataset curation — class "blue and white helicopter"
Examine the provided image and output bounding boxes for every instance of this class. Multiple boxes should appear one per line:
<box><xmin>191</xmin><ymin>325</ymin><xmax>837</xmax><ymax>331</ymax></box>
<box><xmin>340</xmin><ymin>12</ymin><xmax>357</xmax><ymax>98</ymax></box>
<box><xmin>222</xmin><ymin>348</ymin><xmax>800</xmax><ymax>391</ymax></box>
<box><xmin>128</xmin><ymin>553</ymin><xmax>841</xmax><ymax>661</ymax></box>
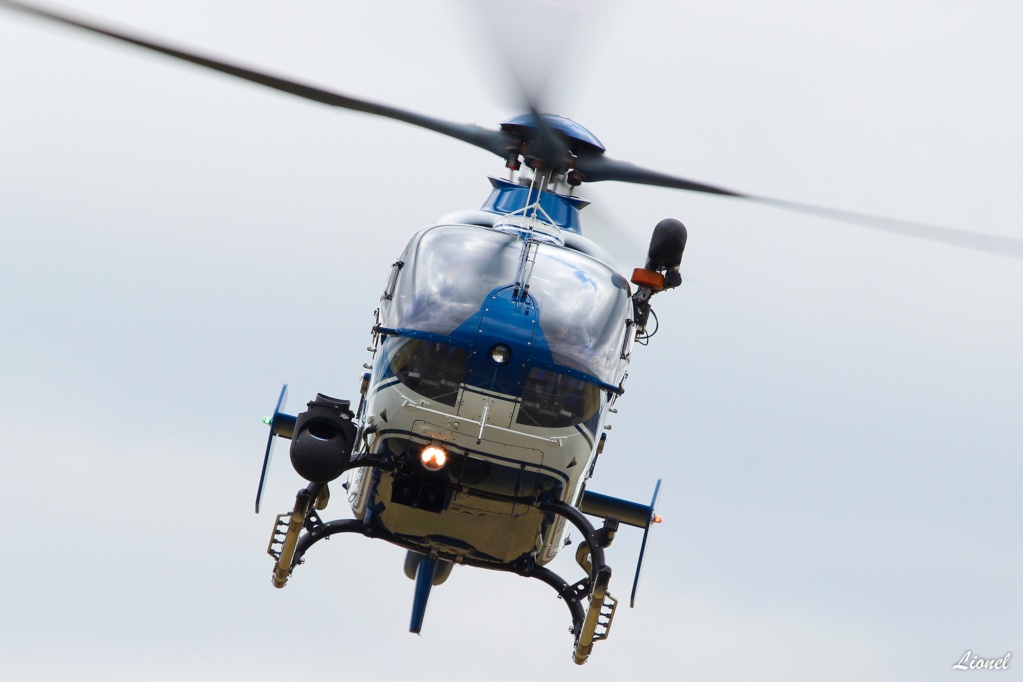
<box><xmin>258</xmin><ymin>117</ymin><xmax>683</xmax><ymax>664</ymax></box>
<box><xmin>6</xmin><ymin>0</ymin><xmax>1020</xmax><ymax>665</ymax></box>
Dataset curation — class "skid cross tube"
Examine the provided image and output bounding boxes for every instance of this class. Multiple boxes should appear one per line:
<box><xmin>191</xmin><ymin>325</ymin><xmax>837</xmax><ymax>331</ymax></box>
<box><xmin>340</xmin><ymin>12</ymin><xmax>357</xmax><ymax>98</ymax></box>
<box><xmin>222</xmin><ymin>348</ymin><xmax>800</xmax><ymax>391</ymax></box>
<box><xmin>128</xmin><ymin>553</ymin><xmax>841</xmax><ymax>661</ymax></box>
<box><xmin>288</xmin><ymin>514</ymin><xmax>586</xmax><ymax>636</ymax></box>
<box><xmin>520</xmin><ymin>565</ymin><xmax>586</xmax><ymax>637</ymax></box>
<box><xmin>277</xmin><ymin>486</ymin><xmax>613</xmax><ymax>660</ymax></box>
<box><xmin>293</xmin><ymin>518</ymin><xmax>372</xmax><ymax>564</ymax></box>
<box><xmin>537</xmin><ymin>498</ymin><xmax>607</xmax><ymax>584</ymax></box>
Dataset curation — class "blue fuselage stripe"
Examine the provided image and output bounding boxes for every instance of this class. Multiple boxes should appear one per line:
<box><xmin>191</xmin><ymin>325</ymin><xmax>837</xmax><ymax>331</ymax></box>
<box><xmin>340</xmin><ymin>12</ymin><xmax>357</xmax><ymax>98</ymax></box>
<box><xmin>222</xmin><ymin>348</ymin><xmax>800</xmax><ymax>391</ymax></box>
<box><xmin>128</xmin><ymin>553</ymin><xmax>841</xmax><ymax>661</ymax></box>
<box><xmin>574</xmin><ymin>423</ymin><xmax>595</xmax><ymax>450</ymax></box>
<box><xmin>370</xmin><ymin>376</ymin><xmax>402</xmax><ymax>399</ymax></box>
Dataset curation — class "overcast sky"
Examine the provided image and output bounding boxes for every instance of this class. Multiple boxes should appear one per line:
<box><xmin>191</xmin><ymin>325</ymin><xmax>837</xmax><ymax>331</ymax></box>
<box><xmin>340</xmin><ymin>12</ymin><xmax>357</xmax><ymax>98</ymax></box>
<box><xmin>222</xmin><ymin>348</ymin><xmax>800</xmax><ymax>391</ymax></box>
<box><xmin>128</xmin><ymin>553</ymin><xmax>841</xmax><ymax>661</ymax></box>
<box><xmin>1</xmin><ymin>1</ymin><xmax>1021</xmax><ymax>680</ymax></box>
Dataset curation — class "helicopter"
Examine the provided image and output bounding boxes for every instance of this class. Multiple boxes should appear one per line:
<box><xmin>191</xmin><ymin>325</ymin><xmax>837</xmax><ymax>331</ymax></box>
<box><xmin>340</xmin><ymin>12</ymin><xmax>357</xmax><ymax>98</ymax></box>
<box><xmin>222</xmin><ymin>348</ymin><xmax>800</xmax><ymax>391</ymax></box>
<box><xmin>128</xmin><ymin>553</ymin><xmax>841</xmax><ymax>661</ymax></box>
<box><xmin>4</xmin><ymin>0</ymin><xmax>1022</xmax><ymax>669</ymax></box>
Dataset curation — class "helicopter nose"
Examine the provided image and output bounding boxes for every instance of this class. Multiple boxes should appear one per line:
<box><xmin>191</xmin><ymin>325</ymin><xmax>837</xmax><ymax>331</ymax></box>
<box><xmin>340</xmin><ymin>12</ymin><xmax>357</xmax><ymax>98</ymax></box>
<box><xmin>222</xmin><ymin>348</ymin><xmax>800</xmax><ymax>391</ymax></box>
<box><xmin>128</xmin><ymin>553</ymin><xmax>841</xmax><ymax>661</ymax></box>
<box><xmin>461</xmin><ymin>287</ymin><xmax>539</xmax><ymax>394</ymax></box>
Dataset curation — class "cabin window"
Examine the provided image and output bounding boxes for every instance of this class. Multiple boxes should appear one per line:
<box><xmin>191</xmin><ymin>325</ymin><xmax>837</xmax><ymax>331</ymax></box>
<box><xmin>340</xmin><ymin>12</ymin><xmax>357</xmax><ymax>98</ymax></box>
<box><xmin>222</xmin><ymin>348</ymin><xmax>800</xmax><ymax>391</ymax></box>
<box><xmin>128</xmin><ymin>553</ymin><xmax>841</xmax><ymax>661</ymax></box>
<box><xmin>389</xmin><ymin>338</ymin><xmax>467</xmax><ymax>406</ymax></box>
<box><xmin>515</xmin><ymin>368</ymin><xmax>600</xmax><ymax>429</ymax></box>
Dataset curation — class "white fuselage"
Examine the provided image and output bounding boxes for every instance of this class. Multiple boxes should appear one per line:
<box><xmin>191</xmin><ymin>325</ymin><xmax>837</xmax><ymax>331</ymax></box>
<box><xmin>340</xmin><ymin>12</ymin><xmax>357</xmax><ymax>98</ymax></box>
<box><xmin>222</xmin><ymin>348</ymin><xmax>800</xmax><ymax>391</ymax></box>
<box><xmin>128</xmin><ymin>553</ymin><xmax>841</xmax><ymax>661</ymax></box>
<box><xmin>347</xmin><ymin>217</ymin><xmax>633</xmax><ymax>568</ymax></box>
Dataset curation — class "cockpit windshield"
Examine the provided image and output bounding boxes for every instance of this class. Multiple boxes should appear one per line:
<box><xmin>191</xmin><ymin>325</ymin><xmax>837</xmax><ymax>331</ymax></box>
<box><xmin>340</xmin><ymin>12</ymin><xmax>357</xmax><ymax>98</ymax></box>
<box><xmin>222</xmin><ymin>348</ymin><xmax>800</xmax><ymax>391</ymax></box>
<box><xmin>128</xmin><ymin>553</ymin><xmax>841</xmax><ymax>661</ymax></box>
<box><xmin>526</xmin><ymin>244</ymin><xmax>632</xmax><ymax>383</ymax></box>
<box><xmin>382</xmin><ymin>224</ymin><xmax>631</xmax><ymax>385</ymax></box>
<box><xmin>385</xmin><ymin>225</ymin><xmax>520</xmax><ymax>335</ymax></box>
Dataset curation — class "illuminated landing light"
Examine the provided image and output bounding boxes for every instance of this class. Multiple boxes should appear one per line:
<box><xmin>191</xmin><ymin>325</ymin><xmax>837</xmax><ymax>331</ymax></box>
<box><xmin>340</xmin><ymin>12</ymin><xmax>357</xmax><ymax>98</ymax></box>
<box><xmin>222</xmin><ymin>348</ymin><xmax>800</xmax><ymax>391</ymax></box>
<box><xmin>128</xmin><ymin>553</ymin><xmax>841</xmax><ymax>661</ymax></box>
<box><xmin>420</xmin><ymin>445</ymin><xmax>448</xmax><ymax>471</ymax></box>
<box><xmin>489</xmin><ymin>343</ymin><xmax>512</xmax><ymax>365</ymax></box>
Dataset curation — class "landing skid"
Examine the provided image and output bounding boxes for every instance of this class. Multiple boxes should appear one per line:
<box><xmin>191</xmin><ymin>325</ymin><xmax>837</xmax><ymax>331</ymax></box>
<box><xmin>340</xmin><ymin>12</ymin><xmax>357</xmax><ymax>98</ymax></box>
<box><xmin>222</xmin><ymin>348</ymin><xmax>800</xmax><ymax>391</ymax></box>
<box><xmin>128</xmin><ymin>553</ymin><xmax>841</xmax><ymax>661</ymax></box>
<box><xmin>267</xmin><ymin>485</ymin><xmax>621</xmax><ymax>664</ymax></box>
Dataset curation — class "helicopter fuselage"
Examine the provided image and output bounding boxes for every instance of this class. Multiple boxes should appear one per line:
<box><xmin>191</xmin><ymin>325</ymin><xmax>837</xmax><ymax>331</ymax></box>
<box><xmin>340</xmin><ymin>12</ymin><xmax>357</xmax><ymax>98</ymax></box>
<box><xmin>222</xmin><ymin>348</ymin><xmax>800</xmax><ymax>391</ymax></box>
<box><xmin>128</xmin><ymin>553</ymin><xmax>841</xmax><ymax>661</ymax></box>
<box><xmin>348</xmin><ymin>203</ymin><xmax>633</xmax><ymax>568</ymax></box>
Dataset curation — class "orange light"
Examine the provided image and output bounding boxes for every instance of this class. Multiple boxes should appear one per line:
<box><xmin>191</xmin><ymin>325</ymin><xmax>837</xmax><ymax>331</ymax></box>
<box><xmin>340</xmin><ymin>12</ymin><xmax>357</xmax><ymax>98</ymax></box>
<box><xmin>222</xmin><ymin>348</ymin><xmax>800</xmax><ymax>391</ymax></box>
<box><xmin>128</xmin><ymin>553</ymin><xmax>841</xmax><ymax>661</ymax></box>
<box><xmin>631</xmin><ymin>268</ymin><xmax>665</xmax><ymax>291</ymax></box>
<box><xmin>420</xmin><ymin>445</ymin><xmax>448</xmax><ymax>471</ymax></box>
<box><xmin>653</xmin><ymin>515</ymin><xmax>664</xmax><ymax>524</ymax></box>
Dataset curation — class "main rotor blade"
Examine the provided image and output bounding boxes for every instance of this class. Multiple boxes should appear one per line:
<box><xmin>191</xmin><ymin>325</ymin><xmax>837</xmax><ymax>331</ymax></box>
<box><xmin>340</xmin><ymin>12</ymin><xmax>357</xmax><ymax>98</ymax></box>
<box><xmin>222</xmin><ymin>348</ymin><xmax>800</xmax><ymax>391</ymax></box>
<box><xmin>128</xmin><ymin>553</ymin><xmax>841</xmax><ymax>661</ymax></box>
<box><xmin>467</xmin><ymin>0</ymin><xmax>591</xmax><ymax>171</ymax></box>
<box><xmin>0</xmin><ymin>0</ymin><xmax>513</xmax><ymax>158</ymax></box>
<box><xmin>575</xmin><ymin>152</ymin><xmax>1023</xmax><ymax>259</ymax></box>
<box><xmin>470</xmin><ymin>0</ymin><xmax>600</xmax><ymax>113</ymax></box>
